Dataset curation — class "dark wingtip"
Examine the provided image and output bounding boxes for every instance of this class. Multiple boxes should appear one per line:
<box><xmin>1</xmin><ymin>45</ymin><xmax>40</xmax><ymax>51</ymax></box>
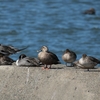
<box><xmin>58</xmin><ymin>61</ymin><xmax>61</xmax><ymax>64</ymax></box>
<box><xmin>98</xmin><ymin>60</ymin><xmax>100</xmax><ymax>64</ymax></box>
<box><xmin>17</xmin><ymin>46</ymin><xmax>29</xmax><ymax>52</ymax></box>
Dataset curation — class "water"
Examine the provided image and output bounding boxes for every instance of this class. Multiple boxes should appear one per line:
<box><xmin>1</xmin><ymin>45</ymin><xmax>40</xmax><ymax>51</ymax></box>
<box><xmin>0</xmin><ymin>0</ymin><xmax>100</xmax><ymax>64</ymax></box>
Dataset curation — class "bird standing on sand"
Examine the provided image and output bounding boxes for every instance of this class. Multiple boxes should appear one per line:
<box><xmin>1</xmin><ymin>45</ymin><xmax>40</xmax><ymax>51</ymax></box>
<box><xmin>0</xmin><ymin>44</ymin><xmax>28</xmax><ymax>56</ymax></box>
<box><xmin>62</xmin><ymin>49</ymin><xmax>77</xmax><ymax>67</ymax></box>
<box><xmin>16</xmin><ymin>54</ymin><xmax>40</xmax><ymax>67</ymax></box>
<box><xmin>0</xmin><ymin>53</ymin><xmax>15</xmax><ymax>65</ymax></box>
<box><xmin>78</xmin><ymin>54</ymin><xmax>100</xmax><ymax>71</ymax></box>
<box><xmin>38</xmin><ymin>46</ymin><xmax>61</xmax><ymax>69</ymax></box>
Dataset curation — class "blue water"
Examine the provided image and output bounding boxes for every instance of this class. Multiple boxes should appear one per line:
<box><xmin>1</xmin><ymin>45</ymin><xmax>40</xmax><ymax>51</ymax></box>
<box><xmin>0</xmin><ymin>0</ymin><xmax>100</xmax><ymax>64</ymax></box>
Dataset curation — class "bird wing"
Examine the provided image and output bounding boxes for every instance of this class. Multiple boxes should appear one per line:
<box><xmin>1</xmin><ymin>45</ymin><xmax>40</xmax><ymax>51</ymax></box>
<box><xmin>26</xmin><ymin>57</ymin><xmax>40</xmax><ymax>66</ymax></box>
<box><xmin>48</xmin><ymin>51</ymin><xmax>60</xmax><ymax>62</ymax></box>
<box><xmin>89</xmin><ymin>56</ymin><xmax>100</xmax><ymax>63</ymax></box>
<box><xmin>3</xmin><ymin>56</ymin><xmax>15</xmax><ymax>65</ymax></box>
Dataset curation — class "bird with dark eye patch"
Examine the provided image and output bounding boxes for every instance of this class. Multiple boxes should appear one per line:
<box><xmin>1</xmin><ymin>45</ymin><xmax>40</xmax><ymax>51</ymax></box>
<box><xmin>62</xmin><ymin>49</ymin><xmax>77</xmax><ymax>67</ymax></box>
<box><xmin>0</xmin><ymin>44</ymin><xmax>28</xmax><ymax>56</ymax></box>
<box><xmin>38</xmin><ymin>46</ymin><xmax>61</xmax><ymax>69</ymax></box>
<box><xmin>78</xmin><ymin>54</ymin><xmax>100</xmax><ymax>71</ymax></box>
<box><xmin>0</xmin><ymin>52</ymin><xmax>15</xmax><ymax>65</ymax></box>
<box><xmin>16</xmin><ymin>54</ymin><xmax>40</xmax><ymax>67</ymax></box>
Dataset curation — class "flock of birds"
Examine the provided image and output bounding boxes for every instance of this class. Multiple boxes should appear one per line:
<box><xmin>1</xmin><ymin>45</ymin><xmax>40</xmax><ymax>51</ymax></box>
<box><xmin>0</xmin><ymin>43</ymin><xmax>100</xmax><ymax>71</ymax></box>
<box><xmin>0</xmin><ymin>8</ymin><xmax>97</xmax><ymax>70</ymax></box>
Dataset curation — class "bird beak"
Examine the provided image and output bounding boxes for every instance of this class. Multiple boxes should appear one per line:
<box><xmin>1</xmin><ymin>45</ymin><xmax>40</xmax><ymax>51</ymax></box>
<box><xmin>37</xmin><ymin>50</ymin><xmax>41</xmax><ymax>52</ymax></box>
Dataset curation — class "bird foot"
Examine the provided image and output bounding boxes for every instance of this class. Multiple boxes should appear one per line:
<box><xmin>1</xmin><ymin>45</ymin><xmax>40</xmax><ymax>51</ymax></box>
<box><xmin>41</xmin><ymin>67</ymin><xmax>50</xmax><ymax>70</ymax></box>
<box><xmin>42</xmin><ymin>67</ymin><xmax>46</xmax><ymax>70</ymax></box>
<box><xmin>46</xmin><ymin>66</ymin><xmax>52</xmax><ymax>69</ymax></box>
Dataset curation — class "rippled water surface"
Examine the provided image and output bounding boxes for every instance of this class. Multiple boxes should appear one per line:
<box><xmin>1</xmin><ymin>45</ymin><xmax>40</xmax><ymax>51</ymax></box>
<box><xmin>0</xmin><ymin>0</ymin><xmax>100</xmax><ymax>64</ymax></box>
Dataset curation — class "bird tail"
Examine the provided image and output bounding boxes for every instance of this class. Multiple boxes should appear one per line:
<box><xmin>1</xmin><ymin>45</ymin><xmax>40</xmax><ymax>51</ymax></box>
<box><xmin>58</xmin><ymin>61</ymin><xmax>61</xmax><ymax>64</ymax></box>
<box><xmin>16</xmin><ymin>46</ymin><xmax>29</xmax><ymax>52</ymax></box>
<box><xmin>98</xmin><ymin>60</ymin><xmax>100</xmax><ymax>64</ymax></box>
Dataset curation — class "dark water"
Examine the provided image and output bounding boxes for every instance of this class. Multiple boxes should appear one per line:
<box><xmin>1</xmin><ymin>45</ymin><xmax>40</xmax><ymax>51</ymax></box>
<box><xmin>0</xmin><ymin>0</ymin><xmax>100</xmax><ymax>64</ymax></box>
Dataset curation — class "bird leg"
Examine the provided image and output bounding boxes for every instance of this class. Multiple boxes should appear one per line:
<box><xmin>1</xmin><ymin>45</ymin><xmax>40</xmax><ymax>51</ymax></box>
<box><xmin>42</xmin><ymin>65</ymin><xmax>48</xmax><ymax>70</ymax></box>
<box><xmin>87</xmin><ymin>69</ymin><xmax>90</xmax><ymax>71</ymax></box>
<box><xmin>66</xmin><ymin>63</ymin><xmax>72</xmax><ymax>67</ymax></box>
<box><xmin>42</xmin><ymin>65</ymin><xmax>52</xmax><ymax>70</ymax></box>
<box><xmin>45</xmin><ymin>65</ymin><xmax>51</xmax><ymax>70</ymax></box>
<box><xmin>71</xmin><ymin>63</ymin><xmax>74</xmax><ymax>67</ymax></box>
<box><xmin>84</xmin><ymin>69</ymin><xmax>90</xmax><ymax>72</ymax></box>
<box><xmin>65</xmin><ymin>63</ymin><xmax>67</xmax><ymax>67</ymax></box>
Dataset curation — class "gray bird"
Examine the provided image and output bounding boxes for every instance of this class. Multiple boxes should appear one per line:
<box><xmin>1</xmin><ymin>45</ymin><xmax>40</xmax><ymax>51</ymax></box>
<box><xmin>38</xmin><ymin>46</ymin><xmax>61</xmax><ymax>69</ymax></box>
<box><xmin>78</xmin><ymin>54</ymin><xmax>100</xmax><ymax>71</ymax></box>
<box><xmin>16</xmin><ymin>54</ymin><xmax>40</xmax><ymax>67</ymax></box>
<box><xmin>0</xmin><ymin>53</ymin><xmax>15</xmax><ymax>65</ymax></box>
<box><xmin>0</xmin><ymin>44</ymin><xmax>28</xmax><ymax>56</ymax></box>
<box><xmin>62</xmin><ymin>49</ymin><xmax>77</xmax><ymax>67</ymax></box>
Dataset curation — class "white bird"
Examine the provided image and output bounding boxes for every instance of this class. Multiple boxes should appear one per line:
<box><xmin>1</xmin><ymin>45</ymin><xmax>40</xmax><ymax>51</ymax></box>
<box><xmin>16</xmin><ymin>54</ymin><xmax>40</xmax><ymax>67</ymax></box>
<box><xmin>78</xmin><ymin>54</ymin><xmax>100</xmax><ymax>71</ymax></box>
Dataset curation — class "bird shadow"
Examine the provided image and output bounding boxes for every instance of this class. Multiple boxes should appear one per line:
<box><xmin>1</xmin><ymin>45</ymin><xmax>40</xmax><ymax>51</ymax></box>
<box><xmin>84</xmin><ymin>68</ymin><xmax>100</xmax><ymax>72</ymax></box>
<box><xmin>15</xmin><ymin>65</ymin><xmax>42</xmax><ymax>68</ymax></box>
<box><xmin>50</xmin><ymin>67</ymin><xmax>64</xmax><ymax>69</ymax></box>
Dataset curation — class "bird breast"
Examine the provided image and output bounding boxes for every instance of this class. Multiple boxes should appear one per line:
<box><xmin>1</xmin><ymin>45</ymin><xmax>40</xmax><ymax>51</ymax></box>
<box><xmin>62</xmin><ymin>53</ymin><xmax>75</xmax><ymax>62</ymax></box>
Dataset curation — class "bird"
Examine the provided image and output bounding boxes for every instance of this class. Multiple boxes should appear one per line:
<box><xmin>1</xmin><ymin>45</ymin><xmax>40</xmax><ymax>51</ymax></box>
<box><xmin>0</xmin><ymin>52</ymin><xmax>15</xmax><ymax>65</ymax></box>
<box><xmin>38</xmin><ymin>46</ymin><xmax>61</xmax><ymax>69</ymax></box>
<box><xmin>0</xmin><ymin>44</ymin><xmax>28</xmax><ymax>56</ymax></box>
<box><xmin>83</xmin><ymin>8</ymin><xmax>95</xmax><ymax>15</ymax></box>
<box><xmin>78</xmin><ymin>54</ymin><xmax>100</xmax><ymax>71</ymax></box>
<box><xmin>62</xmin><ymin>49</ymin><xmax>77</xmax><ymax>67</ymax></box>
<box><xmin>16</xmin><ymin>54</ymin><xmax>40</xmax><ymax>67</ymax></box>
